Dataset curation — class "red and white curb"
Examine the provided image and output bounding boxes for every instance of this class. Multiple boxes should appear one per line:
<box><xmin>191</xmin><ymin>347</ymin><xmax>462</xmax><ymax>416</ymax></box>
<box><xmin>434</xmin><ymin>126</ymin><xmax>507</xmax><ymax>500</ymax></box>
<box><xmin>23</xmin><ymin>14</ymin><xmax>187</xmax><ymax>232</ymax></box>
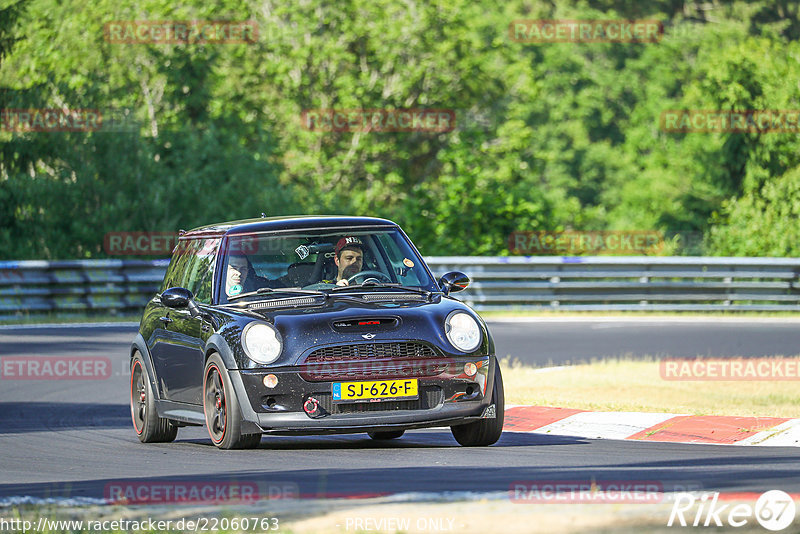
<box><xmin>504</xmin><ymin>406</ymin><xmax>800</xmax><ymax>446</ymax></box>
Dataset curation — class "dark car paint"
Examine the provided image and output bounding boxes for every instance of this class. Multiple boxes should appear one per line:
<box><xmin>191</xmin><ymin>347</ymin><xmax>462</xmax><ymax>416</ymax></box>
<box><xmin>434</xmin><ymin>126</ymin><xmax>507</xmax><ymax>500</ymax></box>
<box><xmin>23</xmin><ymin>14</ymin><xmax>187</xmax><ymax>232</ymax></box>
<box><xmin>131</xmin><ymin>216</ymin><xmax>497</xmax><ymax>435</ymax></box>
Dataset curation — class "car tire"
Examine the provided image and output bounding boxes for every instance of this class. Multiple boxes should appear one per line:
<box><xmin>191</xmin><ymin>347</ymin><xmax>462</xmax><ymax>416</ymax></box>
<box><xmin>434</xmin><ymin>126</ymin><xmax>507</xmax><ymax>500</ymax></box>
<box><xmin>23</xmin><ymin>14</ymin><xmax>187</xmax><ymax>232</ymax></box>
<box><xmin>130</xmin><ymin>352</ymin><xmax>178</xmax><ymax>443</ymax></box>
<box><xmin>450</xmin><ymin>361</ymin><xmax>504</xmax><ymax>447</ymax></box>
<box><xmin>203</xmin><ymin>353</ymin><xmax>261</xmax><ymax>450</ymax></box>
<box><xmin>367</xmin><ymin>430</ymin><xmax>405</xmax><ymax>440</ymax></box>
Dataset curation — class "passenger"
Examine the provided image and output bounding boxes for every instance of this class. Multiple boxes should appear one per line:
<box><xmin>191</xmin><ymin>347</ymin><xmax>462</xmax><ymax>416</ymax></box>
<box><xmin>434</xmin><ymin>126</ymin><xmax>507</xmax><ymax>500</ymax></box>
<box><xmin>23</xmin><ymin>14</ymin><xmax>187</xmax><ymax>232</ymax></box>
<box><xmin>225</xmin><ymin>254</ymin><xmax>275</xmax><ymax>297</ymax></box>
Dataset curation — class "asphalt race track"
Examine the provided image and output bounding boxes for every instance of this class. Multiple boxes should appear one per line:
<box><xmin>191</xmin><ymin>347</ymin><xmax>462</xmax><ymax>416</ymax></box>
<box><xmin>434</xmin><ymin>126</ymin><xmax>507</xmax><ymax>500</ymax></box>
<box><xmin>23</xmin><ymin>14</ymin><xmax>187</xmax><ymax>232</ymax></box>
<box><xmin>489</xmin><ymin>317</ymin><xmax>800</xmax><ymax>365</ymax></box>
<box><xmin>0</xmin><ymin>319</ymin><xmax>799</xmax><ymax>503</ymax></box>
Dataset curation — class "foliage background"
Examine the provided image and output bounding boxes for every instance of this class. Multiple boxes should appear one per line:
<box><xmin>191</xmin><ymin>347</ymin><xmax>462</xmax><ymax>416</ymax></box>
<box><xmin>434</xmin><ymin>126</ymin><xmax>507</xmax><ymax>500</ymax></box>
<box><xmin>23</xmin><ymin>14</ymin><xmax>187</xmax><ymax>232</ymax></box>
<box><xmin>1</xmin><ymin>0</ymin><xmax>799</xmax><ymax>259</ymax></box>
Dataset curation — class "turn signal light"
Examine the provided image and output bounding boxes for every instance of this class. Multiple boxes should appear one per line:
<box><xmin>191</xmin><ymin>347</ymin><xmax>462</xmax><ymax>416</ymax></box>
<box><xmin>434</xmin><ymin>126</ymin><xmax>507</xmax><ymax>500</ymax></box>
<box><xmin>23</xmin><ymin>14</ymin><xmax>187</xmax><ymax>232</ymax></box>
<box><xmin>263</xmin><ymin>374</ymin><xmax>278</xmax><ymax>388</ymax></box>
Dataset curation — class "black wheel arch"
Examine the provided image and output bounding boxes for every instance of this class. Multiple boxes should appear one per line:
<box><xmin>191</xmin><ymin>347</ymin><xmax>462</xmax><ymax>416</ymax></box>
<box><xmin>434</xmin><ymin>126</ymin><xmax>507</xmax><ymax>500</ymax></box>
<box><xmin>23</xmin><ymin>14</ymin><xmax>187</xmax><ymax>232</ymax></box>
<box><xmin>203</xmin><ymin>351</ymin><xmax>262</xmax><ymax>436</ymax></box>
<box><xmin>204</xmin><ymin>333</ymin><xmax>238</xmax><ymax>369</ymax></box>
<box><xmin>130</xmin><ymin>334</ymin><xmax>162</xmax><ymax>402</ymax></box>
<box><xmin>484</xmin><ymin>353</ymin><xmax>501</xmax><ymax>401</ymax></box>
<box><xmin>204</xmin><ymin>334</ymin><xmax>261</xmax><ymax>432</ymax></box>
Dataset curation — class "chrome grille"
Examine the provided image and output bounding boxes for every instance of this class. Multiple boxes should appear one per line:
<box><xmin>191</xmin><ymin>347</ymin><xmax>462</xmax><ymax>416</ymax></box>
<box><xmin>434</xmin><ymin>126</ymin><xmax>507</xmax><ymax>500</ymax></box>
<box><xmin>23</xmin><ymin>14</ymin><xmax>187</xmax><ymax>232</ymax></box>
<box><xmin>301</xmin><ymin>359</ymin><xmax>449</xmax><ymax>381</ymax></box>
<box><xmin>305</xmin><ymin>342</ymin><xmax>437</xmax><ymax>362</ymax></box>
<box><xmin>301</xmin><ymin>343</ymin><xmax>447</xmax><ymax>381</ymax></box>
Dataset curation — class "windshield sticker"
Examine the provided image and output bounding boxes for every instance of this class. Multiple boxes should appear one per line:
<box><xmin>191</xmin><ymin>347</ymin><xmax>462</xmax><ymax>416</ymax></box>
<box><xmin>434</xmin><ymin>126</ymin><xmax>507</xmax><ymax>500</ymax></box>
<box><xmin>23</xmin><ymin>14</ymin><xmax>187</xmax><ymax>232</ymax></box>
<box><xmin>295</xmin><ymin>245</ymin><xmax>310</xmax><ymax>260</ymax></box>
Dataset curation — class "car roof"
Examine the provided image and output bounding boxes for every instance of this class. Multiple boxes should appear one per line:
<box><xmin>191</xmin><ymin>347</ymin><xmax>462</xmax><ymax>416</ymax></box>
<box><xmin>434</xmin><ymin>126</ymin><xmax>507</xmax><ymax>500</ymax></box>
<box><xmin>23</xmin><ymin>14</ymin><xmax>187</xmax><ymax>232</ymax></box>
<box><xmin>180</xmin><ymin>215</ymin><xmax>399</xmax><ymax>239</ymax></box>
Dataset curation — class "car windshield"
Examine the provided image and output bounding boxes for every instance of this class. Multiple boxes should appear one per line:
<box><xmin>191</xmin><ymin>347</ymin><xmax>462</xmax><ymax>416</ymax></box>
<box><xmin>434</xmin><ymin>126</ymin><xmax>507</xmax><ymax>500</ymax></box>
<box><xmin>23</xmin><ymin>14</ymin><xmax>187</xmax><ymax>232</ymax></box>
<box><xmin>218</xmin><ymin>228</ymin><xmax>437</xmax><ymax>303</ymax></box>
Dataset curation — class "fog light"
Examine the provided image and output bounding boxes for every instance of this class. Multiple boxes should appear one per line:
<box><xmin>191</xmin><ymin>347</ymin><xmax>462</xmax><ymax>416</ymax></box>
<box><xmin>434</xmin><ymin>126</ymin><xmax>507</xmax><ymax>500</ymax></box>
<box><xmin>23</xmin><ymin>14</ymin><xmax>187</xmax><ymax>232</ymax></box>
<box><xmin>464</xmin><ymin>362</ymin><xmax>478</xmax><ymax>376</ymax></box>
<box><xmin>263</xmin><ymin>374</ymin><xmax>278</xmax><ymax>388</ymax></box>
<box><xmin>303</xmin><ymin>396</ymin><xmax>320</xmax><ymax>417</ymax></box>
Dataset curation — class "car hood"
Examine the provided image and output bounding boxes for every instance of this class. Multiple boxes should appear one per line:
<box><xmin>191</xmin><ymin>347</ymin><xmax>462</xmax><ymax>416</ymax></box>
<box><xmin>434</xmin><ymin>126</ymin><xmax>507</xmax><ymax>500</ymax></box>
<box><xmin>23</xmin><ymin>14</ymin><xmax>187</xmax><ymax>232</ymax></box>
<box><xmin>246</xmin><ymin>294</ymin><xmax>489</xmax><ymax>366</ymax></box>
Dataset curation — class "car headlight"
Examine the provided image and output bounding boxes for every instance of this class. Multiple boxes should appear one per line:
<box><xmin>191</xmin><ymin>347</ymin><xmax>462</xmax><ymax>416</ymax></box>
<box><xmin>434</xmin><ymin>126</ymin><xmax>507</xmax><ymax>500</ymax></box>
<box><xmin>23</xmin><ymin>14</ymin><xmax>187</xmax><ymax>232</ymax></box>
<box><xmin>242</xmin><ymin>322</ymin><xmax>282</xmax><ymax>364</ymax></box>
<box><xmin>445</xmin><ymin>312</ymin><xmax>481</xmax><ymax>352</ymax></box>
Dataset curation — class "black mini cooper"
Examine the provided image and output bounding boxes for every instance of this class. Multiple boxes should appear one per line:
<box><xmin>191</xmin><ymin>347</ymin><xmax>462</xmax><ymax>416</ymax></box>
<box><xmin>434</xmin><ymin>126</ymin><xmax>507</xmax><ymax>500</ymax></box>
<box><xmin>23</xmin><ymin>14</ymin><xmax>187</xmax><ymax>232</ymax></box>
<box><xmin>130</xmin><ymin>216</ymin><xmax>504</xmax><ymax>448</ymax></box>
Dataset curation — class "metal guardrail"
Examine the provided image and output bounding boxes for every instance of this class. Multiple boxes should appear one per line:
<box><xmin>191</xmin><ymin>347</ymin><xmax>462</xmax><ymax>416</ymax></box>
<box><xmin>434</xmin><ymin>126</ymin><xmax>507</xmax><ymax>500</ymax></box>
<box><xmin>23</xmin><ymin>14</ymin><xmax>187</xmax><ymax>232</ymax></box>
<box><xmin>1</xmin><ymin>256</ymin><xmax>799</xmax><ymax>319</ymax></box>
<box><xmin>0</xmin><ymin>260</ymin><xmax>168</xmax><ymax>320</ymax></box>
<box><xmin>428</xmin><ymin>256</ymin><xmax>800</xmax><ymax>311</ymax></box>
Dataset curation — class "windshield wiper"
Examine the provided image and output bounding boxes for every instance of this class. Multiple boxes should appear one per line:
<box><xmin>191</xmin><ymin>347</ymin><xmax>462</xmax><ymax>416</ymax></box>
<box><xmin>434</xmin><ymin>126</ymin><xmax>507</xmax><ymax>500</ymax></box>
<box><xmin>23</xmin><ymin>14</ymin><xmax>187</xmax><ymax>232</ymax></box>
<box><xmin>328</xmin><ymin>282</ymin><xmax>434</xmax><ymax>298</ymax></box>
<box><xmin>227</xmin><ymin>287</ymin><xmax>327</xmax><ymax>302</ymax></box>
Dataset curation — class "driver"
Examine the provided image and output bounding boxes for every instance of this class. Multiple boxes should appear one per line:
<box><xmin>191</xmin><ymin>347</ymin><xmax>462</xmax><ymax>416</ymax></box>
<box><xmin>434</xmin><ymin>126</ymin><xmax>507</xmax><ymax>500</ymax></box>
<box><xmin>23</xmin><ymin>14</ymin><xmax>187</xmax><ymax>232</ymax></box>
<box><xmin>328</xmin><ymin>236</ymin><xmax>364</xmax><ymax>286</ymax></box>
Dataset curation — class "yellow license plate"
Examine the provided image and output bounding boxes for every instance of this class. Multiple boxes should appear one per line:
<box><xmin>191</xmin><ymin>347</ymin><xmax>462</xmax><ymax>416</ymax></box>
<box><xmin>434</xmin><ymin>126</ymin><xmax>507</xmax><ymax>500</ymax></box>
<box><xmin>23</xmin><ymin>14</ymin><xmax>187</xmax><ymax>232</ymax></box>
<box><xmin>332</xmin><ymin>379</ymin><xmax>418</xmax><ymax>402</ymax></box>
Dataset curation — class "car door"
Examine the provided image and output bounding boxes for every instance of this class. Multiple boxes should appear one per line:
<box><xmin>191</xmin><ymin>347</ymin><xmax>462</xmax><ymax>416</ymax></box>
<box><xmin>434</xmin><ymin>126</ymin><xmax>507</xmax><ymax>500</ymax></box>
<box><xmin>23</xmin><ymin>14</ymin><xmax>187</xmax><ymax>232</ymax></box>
<box><xmin>150</xmin><ymin>237</ymin><xmax>219</xmax><ymax>405</ymax></box>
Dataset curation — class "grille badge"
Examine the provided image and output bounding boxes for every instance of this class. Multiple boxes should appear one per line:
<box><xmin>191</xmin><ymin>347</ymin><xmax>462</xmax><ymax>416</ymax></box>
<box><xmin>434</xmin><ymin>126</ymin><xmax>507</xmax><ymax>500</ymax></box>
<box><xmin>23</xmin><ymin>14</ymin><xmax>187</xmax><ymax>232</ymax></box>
<box><xmin>361</xmin><ymin>333</ymin><xmax>376</xmax><ymax>339</ymax></box>
<box><xmin>331</xmin><ymin>317</ymin><xmax>400</xmax><ymax>333</ymax></box>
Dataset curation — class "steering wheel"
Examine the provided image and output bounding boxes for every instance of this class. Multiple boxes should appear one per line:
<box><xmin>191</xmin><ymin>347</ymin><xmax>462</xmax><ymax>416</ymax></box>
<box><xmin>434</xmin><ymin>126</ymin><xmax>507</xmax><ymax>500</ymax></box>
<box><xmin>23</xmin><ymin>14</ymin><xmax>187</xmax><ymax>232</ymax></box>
<box><xmin>346</xmin><ymin>270</ymin><xmax>393</xmax><ymax>285</ymax></box>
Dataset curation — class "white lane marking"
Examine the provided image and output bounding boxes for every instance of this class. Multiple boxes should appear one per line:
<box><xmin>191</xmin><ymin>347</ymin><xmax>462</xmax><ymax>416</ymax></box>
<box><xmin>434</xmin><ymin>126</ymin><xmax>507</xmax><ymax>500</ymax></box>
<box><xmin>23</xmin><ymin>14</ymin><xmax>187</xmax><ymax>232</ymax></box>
<box><xmin>530</xmin><ymin>411</ymin><xmax>681</xmax><ymax>440</ymax></box>
<box><xmin>506</xmin><ymin>406</ymin><xmax>800</xmax><ymax>447</ymax></box>
<box><xmin>736</xmin><ymin>419</ymin><xmax>800</xmax><ymax>447</ymax></box>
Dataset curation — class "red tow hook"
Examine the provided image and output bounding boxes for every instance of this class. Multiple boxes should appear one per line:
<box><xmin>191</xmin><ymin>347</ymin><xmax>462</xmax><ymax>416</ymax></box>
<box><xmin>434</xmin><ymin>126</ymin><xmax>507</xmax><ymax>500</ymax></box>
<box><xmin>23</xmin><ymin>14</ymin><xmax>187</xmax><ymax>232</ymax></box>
<box><xmin>303</xmin><ymin>396</ymin><xmax>321</xmax><ymax>417</ymax></box>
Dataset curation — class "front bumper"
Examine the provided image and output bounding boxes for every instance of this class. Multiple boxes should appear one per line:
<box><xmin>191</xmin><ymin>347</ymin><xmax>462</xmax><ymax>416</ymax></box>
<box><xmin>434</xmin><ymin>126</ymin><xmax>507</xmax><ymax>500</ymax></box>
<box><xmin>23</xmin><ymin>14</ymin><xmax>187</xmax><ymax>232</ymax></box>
<box><xmin>232</xmin><ymin>355</ymin><xmax>494</xmax><ymax>434</ymax></box>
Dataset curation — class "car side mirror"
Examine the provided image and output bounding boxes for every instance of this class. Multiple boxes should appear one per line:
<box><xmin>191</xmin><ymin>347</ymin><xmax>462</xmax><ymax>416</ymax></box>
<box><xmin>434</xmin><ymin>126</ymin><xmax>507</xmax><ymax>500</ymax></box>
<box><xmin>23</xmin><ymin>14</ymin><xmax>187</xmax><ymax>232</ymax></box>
<box><xmin>161</xmin><ymin>287</ymin><xmax>201</xmax><ymax>317</ymax></box>
<box><xmin>438</xmin><ymin>271</ymin><xmax>470</xmax><ymax>295</ymax></box>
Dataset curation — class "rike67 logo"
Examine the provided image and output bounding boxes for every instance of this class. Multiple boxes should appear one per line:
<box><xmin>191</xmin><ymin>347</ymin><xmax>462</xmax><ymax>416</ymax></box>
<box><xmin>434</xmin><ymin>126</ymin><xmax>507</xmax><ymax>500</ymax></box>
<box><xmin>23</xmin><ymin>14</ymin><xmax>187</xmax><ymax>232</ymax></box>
<box><xmin>668</xmin><ymin>490</ymin><xmax>796</xmax><ymax>531</ymax></box>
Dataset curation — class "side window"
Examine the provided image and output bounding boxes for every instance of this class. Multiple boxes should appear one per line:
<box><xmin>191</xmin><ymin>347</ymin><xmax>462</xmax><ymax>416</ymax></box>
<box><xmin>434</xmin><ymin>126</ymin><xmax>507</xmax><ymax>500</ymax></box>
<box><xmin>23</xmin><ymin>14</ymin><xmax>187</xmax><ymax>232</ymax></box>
<box><xmin>376</xmin><ymin>233</ymin><xmax>423</xmax><ymax>286</ymax></box>
<box><xmin>160</xmin><ymin>239</ymin><xmax>196</xmax><ymax>292</ymax></box>
<box><xmin>161</xmin><ymin>258</ymin><xmax>182</xmax><ymax>293</ymax></box>
<box><xmin>360</xmin><ymin>237</ymin><xmax>380</xmax><ymax>272</ymax></box>
<box><xmin>184</xmin><ymin>238</ymin><xmax>220</xmax><ymax>304</ymax></box>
